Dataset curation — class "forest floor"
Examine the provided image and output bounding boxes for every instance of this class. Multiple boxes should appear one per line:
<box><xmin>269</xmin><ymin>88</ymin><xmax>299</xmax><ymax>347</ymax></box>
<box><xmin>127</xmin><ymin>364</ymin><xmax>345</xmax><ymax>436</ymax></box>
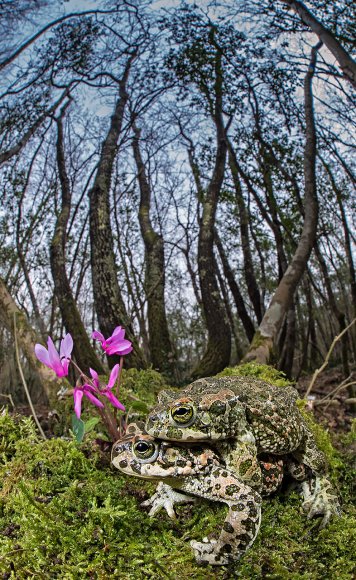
<box><xmin>297</xmin><ymin>367</ymin><xmax>355</xmax><ymax>440</ymax></box>
<box><xmin>1</xmin><ymin>365</ymin><xmax>355</xmax><ymax>579</ymax></box>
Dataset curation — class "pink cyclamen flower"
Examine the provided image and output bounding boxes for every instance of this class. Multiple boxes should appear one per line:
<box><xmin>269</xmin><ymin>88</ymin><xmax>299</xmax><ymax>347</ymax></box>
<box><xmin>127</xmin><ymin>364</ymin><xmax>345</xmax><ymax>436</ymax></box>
<box><xmin>90</xmin><ymin>366</ymin><xmax>125</xmax><ymax>412</ymax></box>
<box><xmin>73</xmin><ymin>384</ymin><xmax>104</xmax><ymax>419</ymax></box>
<box><xmin>35</xmin><ymin>334</ymin><xmax>73</xmax><ymax>377</ymax></box>
<box><xmin>92</xmin><ymin>326</ymin><xmax>133</xmax><ymax>356</ymax></box>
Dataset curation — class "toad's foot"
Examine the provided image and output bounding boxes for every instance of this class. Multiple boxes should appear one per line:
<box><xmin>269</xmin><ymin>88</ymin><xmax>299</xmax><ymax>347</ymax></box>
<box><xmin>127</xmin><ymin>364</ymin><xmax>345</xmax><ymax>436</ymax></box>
<box><xmin>301</xmin><ymin>476</ymin><xmax>341</xmax><ymax>527</ymax></box>
<box><xmin>141</xmin><ymin>482</ymin><xmax>197</xmax><ymax>519</ymax></box>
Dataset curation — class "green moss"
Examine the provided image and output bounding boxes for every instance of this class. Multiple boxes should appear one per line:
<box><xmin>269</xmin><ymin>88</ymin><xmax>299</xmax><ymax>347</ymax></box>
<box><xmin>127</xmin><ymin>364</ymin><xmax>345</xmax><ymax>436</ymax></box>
<box><xmin>0</xmin><ymin>413</ymin><xmax>355</xmax><ymax>578</ymax></box>
<box><xmin>217</xmin><ymin>362</ymin><xmax>293</xmax><ymax>387</ymax></box>
<box><xmin>120</xmin><ymin>367</ymin><xmax>169</xmax><ymax>407</ymax></box>
<box><xmin>0</xmin><ymin>410</ymin><xmax>37</xmax><ymax>464</ymax></box>
<box><xmin>297</xmin><ymin>401</ymin><xmax>345</xmax><ymax>477</ymax></box>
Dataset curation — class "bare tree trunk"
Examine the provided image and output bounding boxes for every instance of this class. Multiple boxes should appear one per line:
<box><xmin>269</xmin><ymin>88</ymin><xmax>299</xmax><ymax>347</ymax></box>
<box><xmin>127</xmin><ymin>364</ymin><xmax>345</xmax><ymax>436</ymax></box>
<box><xmin>322</xmin><ymin>159</ymin><xmax>356</xmax><ymax>316</ymax></box>
<box><xmin>282</xmin><ymin>0</ymin><xmax>356</xmax><ymax>87</ymax></box>
<box><xmin>314</xmin><ymin>243</ymin><xmax>350</xmax><ymax>378</ymax></box>
<box><xmin>50</xmin><ymin>110</ymin><xmax>105</xmax><ymax>374</ymax></box>
<box><xmin>132</xmin><ymin>122</ymin><xmax>175</xmax><ymax>376</ymax></box>
<box><xmin>215</xmin><ymin>231</ymin><xmax>255</xmax><ymax>342</ymax></box>
<box><xmin>88</xmin><ymin>54</ymin><xmax>146</xmax><ymax>369</ymax></box>
<box><xmin>0</xmin><ymin>276</ymin><xmax>66</xmax><ymax>400</ymax></box>
<box><xmin>227</xmin><ymin>140</ymin><xmax>263</xmax><ymax>322</ymax></box>
<box><xmin>191</xmin><ymin>44</ymin><xmax>231</xmax><ymax>378</ymax></box>
<box><xmin>245</xmin><ymin>42</ymin><xmax>321</xmax><ymax>364</ymax></box>
<box><xmin>214</xmin><ymin>253</ymin><xmax>244</xmax><ymax>362</ymax></box>
<box><xmin>278</xmin><ymin>300</ymin><xmax>296</xmax><ymax>377</ymax></box>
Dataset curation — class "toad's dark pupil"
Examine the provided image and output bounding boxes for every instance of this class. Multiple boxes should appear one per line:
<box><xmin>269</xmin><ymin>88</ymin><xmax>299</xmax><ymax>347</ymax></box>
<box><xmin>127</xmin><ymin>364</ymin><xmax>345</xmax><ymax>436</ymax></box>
<box><xmin>136</xmin><ymin>442</ymin><xmax>149</xmax><ymax>452</ymax></box>
<box><xmin>175</xmin><ymin>407</ymin><xmax>190</xmax><ymax>416</ymax></box>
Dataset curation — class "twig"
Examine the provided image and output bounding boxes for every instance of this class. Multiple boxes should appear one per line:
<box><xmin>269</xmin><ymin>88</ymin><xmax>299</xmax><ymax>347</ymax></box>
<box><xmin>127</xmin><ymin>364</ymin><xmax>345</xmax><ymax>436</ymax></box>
<box><xmin>321</xmin><ymin>379</ymin><xmax>356</xmax><ymax>402</ymax></box>
<box><xmin>13</xmin><ymin>313</ymin><xmax>46</xmax><ymax>439</ymax></box>
<box><xmin>0</xmin><ymin>393</ymin><xmax>15</xmax><ymax>408</ymax></box>
<box><xmin>305</xmin><ymin>318</ymin><xmax>356</xmax><ymax>399</ymax></box>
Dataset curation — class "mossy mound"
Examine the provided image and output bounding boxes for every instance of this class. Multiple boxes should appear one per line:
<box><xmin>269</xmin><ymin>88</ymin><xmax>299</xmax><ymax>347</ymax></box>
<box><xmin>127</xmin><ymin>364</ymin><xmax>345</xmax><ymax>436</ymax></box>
<box><xmin>217</xmin><ymin>362</ymin><xmax>293</xmax><ymax>387</ymax></box>
<box><xmin>0</xmin><ymin>411</ymin><xmax>355</xmax><ymax>579</ymax></box>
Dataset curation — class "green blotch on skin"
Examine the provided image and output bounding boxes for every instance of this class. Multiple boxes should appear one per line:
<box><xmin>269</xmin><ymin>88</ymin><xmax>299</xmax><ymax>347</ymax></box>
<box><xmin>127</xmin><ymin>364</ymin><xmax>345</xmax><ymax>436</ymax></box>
<box><xmin>225</xmin><ymin>484</ymin><xmax>240</xmax><ymax>496</ymax></box>
<box><xmin>239</xmin><ymin>459</ymin><xmax>253</xmax><ymax>476</ymax></box>
<box><xmin>209</xmin><ymin>401</ymin><xmax>226</xmax><ymax>415</ymax></box>
<box><xmin>166</xmin><ymin>427</ymin><xmax>183</xmax><ymax>439</ymax></box>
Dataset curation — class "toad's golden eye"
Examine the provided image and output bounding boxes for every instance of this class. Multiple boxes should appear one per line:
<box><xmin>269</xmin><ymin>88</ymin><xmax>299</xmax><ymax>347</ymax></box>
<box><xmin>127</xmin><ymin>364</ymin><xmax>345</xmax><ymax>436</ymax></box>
<box><xmin>170</xmin><ymin>404</ymin><xmax>195</xmax><ymax>425</ymax></box>
<box><xmin>133</xmin><ymin>440</ymin><xmax>157</xmax><ymax>461</ymax></box>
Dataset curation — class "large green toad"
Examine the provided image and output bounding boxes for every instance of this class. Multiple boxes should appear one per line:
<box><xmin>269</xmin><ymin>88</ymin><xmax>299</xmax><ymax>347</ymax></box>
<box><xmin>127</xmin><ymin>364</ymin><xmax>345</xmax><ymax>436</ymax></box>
<box><xmin>145</xmin><ymin>376</ymin><xmax>340</xmax><ymax>524</ymax></box>
<box><xmin>112</xmin><ymin>422</ymin><xmax>265</xmax><ymax>565</ymax></box>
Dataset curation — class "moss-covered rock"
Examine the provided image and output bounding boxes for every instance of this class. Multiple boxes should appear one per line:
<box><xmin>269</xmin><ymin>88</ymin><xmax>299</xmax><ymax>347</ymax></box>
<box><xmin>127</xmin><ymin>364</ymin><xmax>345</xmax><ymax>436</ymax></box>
<box><xmin>0</xmin><ymin>409</ymin><xmax>355</xmax><ymax>579</ymax></box>
<box><xmin>217</xmin><ymin>362</ymin><xmax>293</xmax><ymax>387</ymax></box>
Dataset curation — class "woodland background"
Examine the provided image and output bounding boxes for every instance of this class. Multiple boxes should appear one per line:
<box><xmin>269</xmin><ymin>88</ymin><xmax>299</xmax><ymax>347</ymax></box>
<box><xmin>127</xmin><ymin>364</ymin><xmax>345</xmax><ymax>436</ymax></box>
<box><xmin>0</xmin><ymin>0</ymin><xmax>355</xmax><ymax>407</ymax></box>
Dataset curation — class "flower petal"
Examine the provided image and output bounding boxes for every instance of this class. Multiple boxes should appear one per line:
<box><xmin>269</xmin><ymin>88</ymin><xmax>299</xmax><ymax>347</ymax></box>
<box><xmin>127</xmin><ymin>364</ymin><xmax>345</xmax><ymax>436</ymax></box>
<box><xmin>89</xmin><ymin>368</ymin><xmax>100</xmax><ymax>387</ymax></box>
<box><xmin>92</xmin><ymin>330</ymin><xmax>104</xmax><ymax>343</ymax></box>
<box><xmin>83</xmin><ymin>390</ymin><xmax>105</xmax><ymax>409</ymax></box>
<box><xmin>105</xmin><ymin>342</ymin><xmax>133</xmax><ymax>356</ymax></box>
<box><xmin>60</xmin><ymin>333</ymin><xmax>73</xmax><ymax>359</ymax></box>
<box><xmin>61</xmin><ymin>359</ymin><xmax>69</xmax><ymax>376</ymax></box>
<box><xmin>112</xmin><ymin>326</ymin><xmax>125</xmax><ymax>339</ymax></box>
<box><xmin>103</xmin><ymin>390</ymin><xmax>125</xmax><ymax>411</ymax></box>
<box><xmin>82</xmin><ymin>383</ymin><xmax>97</xmax><ymax>393</ymax></box>
<box><xmin>34</xmin><ymin>344</ymin><xmax>51</xmax><ymax>367</ymax></box>
<box><xmin>73</xmin><ymin>388</ymin><xmax>84</xmax><ymax>419</ymax></box>
<box><xmin>46</xmin><ymin>336</ymin><xmax>63</xmax><ymax>375</ymax></box>
<box><xmin>107</xmin><ymin>364</ymin><xmax>120</xmax><ymax>389</ymax></box>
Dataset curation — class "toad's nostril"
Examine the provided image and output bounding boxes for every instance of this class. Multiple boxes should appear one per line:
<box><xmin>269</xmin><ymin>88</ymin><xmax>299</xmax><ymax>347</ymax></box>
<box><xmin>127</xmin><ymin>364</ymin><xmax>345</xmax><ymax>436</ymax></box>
<box><xmin>148</xmin><ymin>415</ymin><xmax>159</xmax><ymax>424</ymax></box>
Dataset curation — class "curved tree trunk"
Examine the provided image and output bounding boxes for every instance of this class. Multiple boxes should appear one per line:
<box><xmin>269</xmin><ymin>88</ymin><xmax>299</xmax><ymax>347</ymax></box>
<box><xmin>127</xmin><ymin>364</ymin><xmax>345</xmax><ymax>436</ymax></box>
<box><xmin>88</xmin><ymin>54</ymin><xmax>146</xmax><ymax>369</ymax></box>
<box><xmin>227</xmin><ymin>140</ymin><xmax>263</xmax><ymax>323</ymax></box>
<box><xmin>245</xmin><ymin>42</ymin><xmax>321</xmax><ymax>364</ymax></box>
<box><xmin>282</xmin><ymin>0</ymin><xmax>356</xmax><ymax>87</ymax></box>
<box><xmin>132</xmin><ymin>122</ymin><xmax>175</xmax><ymax>377</ymax></box>
<box><xmin>50</xmin><ymin>111</ymin><xmax>105</xmax><ymax>374</ymax></box>
<box><xmin>314</xmin><ymin>243</ymin><xmax>350</xmax><ymax>379</ymax></box>
<box><xmin>215</xmin><ymin>231</ymin><xmax>255</xmax><ymax>342</ymax></box>
<box><xmin>192</xmin><ymin>48</ymin><xmax>231</xmax><ymax>378</ymax></box>
<box><xmin>321</xmin><ymin>159</ymin><xmax>356</xmax><ymax>316</ymax></box>
<box><xmin>278</xmin><ymin>300</ymin><xmax>296</xmax><ymax>376</ymax></box>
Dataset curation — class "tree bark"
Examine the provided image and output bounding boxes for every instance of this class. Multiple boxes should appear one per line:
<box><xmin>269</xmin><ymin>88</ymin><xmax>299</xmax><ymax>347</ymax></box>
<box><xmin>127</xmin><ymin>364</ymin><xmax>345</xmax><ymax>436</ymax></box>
<box><xmin>214</xmin><ymin>253</ymin><xmax>244</xmax><ymax>362</ymax></box>
<box><xmin>278</xmin><ymin>300</ymin><xmax>296</xmax><ymax>376</ymax></box>
<box><xmin>314</xmin><ymin>243</ymin><xmax>350</xmax><ymax>378</ymax></box>
<box><xmin>132</xmin><ymin>122</ymin><xmax>175</xmax><ymax>376</ymax></box>
<box><xmin>321</xmin><ymin>159</ymin><xmax>356</xmax><ymax>316</ymax></box>
<box><xmin>191</xmin><ymin>41</ymin><xmax>231</xmax><ymax>378</ymax></box>
<box><xmin>245</xmin><ymin>42</ymin><xmax>321</xmax><ymax>364</ymax></box>
<box><xmin>215</xmin><ymin>231</ymin><xmax>255</xmax><ymax>342</ymax></box>
<box><xmin>88</xmin><ymin>54</ymin><xmax>146</xmax><ymax>369</ymax></box>
<box><xmin>282</xmin><ymin>0</ymin><xmax>356</xmax><ymax>87</ymax></box>
<box><xmin>227</xmin><ymin>140</ymin><xmax>263</xmax><ymax>323</ymax></box>
<box><xmin>0</xmin><ymin>276</ymin><xmax>66</xmax><ymax>401</ymax></box>
<box><xmin>50</xmin><ymin>111</ymin><xmax>105</xmax><ymax>374</ymax></box>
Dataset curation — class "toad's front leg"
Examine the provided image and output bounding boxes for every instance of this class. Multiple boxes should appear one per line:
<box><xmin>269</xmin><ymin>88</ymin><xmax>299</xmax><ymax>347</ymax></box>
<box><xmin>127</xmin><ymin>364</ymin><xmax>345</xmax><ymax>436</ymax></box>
<box><xmin>141</xmin><ymin>481</ymin><xmax>197</xmax><ymax>519</ymax></box>
<box><xmin>180</xmin><ymin>467</ymin><xmax>262</xmax><ymax>566</ymax></box>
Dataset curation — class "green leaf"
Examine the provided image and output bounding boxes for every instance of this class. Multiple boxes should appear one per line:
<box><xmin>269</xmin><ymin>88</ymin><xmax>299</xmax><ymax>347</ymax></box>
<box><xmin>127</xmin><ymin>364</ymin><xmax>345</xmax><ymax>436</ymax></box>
<box><xmin>71</xmin><ymin>414</ymin><xmax>85</xmax><ymax>443</ymax></box>
<box><xmin>129</xmin><ymin>400</ymin><xmax>149</xmax><ymax>414</ymax></box>
<box><xmin>84</xmin><ymin>417</ymin><xmax>100</xmax><ymax>433</ymax></box>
